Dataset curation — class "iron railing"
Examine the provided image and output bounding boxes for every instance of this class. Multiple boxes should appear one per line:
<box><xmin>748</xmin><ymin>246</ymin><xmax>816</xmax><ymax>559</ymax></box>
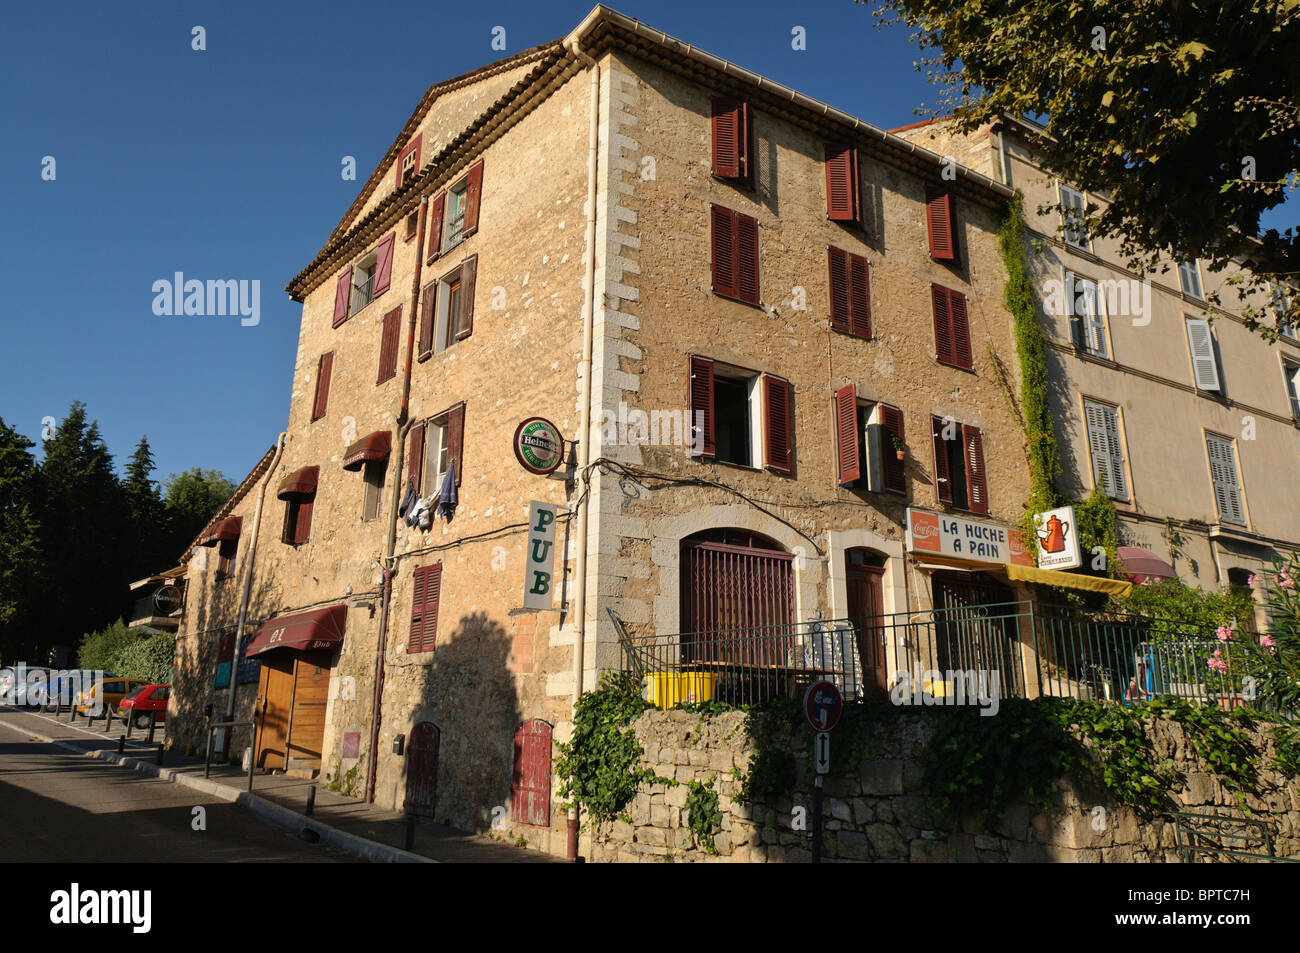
<box><xmin>616</xmin><ymin>601</ymin><xmax>1253</xmax><ymax>709</ymax></box>
<box><xmin>349</xmin><ymin>274</ymin><xmax>374</xmax><ymax>314</ymax></box>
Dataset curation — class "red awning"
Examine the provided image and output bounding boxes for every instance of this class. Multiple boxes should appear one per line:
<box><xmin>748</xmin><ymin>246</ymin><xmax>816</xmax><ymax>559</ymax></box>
<box><xmin>342</xmin><ymin>431</ymin><xmax>392</xmax><ymax>471</ymax></box>
<box><xmin>277</xmin><ymin>465</ymin><xmax>320</xmax><ymax>499</ymax></box>
<box><xmin>244</xmin><ymin>605</ymin><xmax>347</xmax><ymax>658</ymax></box>
<box><xmin>1118</xmin><ymin>547</ymin><xmax>1178</xmax><ymax>585</ymax></box>
<box><xmin>199</xmin><ymin>516</ymin><xmax>243</xmax><ymax>547</ymax></box>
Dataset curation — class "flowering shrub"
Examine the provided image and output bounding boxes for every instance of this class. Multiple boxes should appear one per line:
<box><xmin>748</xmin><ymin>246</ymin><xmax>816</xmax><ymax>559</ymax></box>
<box><xmin>1226</xmin><ymin>555</ymin><xmax>1300</xmax><ymax>719</ymax></box>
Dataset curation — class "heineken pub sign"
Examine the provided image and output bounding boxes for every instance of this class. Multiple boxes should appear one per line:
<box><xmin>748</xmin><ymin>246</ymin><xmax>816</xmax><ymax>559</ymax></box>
<box><xmin>513</xmin><ymin>417</ymin><xmax>565</xmax><ymax>475</ymax></box>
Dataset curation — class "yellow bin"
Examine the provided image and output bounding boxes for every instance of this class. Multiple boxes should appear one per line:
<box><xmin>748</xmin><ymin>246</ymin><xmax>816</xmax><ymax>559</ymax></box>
<box><xmin>643</xmin><ymin>672</ymin><xmax>717</xmax><ymax>709</ymax></box>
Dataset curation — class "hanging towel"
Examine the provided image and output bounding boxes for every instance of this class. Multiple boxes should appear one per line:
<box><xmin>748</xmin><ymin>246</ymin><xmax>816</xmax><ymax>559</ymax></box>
<box><xmin>435</xmin><ymin>464</ymin><xmax>458</xmax><ymax>522</ymax></box>
<box><xmin>398</xmin><ymin>475</ymin><xmax>417</xmax><ymax>520</ymax></box>
<box><xmin>408</xmin><ymin>498</ymin><xmax>431</xmax><ymax>529</ymax></box>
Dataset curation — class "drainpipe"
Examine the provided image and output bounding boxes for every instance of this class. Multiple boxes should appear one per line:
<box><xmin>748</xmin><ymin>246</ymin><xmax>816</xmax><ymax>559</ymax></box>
<box><xmin>563</xmin><ymin>30</ymin><xmax>600</xmax><ymax>862</ymax></box>
<box><xmin>227</xmin><ymin>432</ymin><xmax>287</xmax><ymax>745</ymax></box>
<box><xmin>365</xmin><ymin>195</ymin><xmax>428</xmax><ymax>804</ymax></box>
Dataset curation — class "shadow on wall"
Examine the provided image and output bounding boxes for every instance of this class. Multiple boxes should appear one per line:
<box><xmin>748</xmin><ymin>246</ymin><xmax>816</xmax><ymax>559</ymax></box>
<box><xmin>399</xmin><ymin>610</ymin><xmax>522</xmax><ymax>833</ymax></box>
<box><xmin>168</xmin><ymin>569</ymin><xmax>281</xmax><ymax>757</ymax></box>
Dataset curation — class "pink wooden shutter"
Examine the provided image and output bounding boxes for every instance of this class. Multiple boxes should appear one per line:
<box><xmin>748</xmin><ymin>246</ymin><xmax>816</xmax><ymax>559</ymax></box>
<box><xmin>931</xmin><ymin>415</ymin><xmax>953</xmax><ymax>505</ymax></box>
<box><xmin>828</xmin><ymin>246</ymin><xmax>850</xmax><ymax>332</ymax></box>
<box><xmin>849</xmin><ymin>252</ymin><xmax>871</xmax><ymax>338</ymax></box>
<box><xmin>835</xmin><ymin>384</ymin><xmax>860</xmax><ymax>485</ymax></box>
<box><xmin>377</xmin><ymin>307</ymin><xmax>401</xmax><ymax>384</ymax></box>
<box><xmin>712</xmin><ymin>98</ymin><xmax>741</xmax><ymax>178</ymax></box>
<box><xmin>462</xmin><ymin>160</ymin><xmax>484</xmax><ymax>237</ymax></box>
<box><xmin>455</xmin><ymin>255</ymin><xmax>477</xmax><ymax>340</ymax></box>
<box><xmin>312</xmin><ymin>352</ymin><xmax>333</xmax><ymax>421</ymax></box>
<box><xmin>418</xmin><ymin>280</ymin><xmax>437</xmax><ymax>360</ymax></box>
<box><xmin>711</xmin><ymin>205</ymin><xmax>737</xmax><ymax>299</ymax></box>
<box><xmin>426</xmin><ymin>192</ymin><xmax>445</xmax><ymax>264</ymax></box>
<box><xmin>689</xmin><ymin>356</ymin><xmax>715</xmax><ymax>458</ymax></box>
<box><xmin>964</xmin><ymin>425</ymin><xmax>989</xmax><ymax>514</ymax></box>
<box><xmin>880</xmin><ymin>404</ymin><xmax>906</xmax><ymax>494</ymax></box>
<box><xmin>926</xmin><ymin>185</ymin><xmax>955</xmax><ymax>260</ymax></box>
<box><xmin>446</xmin><ymin>402</ymin><xmax>465</xmax><ymax>487</ymax></box>
<box><xmin>332</xmin><ymin>267</ymin><xmax>352</xmax><ymax>327</ymax></box>
<box><xmin>409</xmin><ymin>564</ymin><xmax>442</xmax><ymax>654</ymax></box>
<box><xmin>736</xmin><ymin>212</ymin><xmax>760</xmax><ymax>305</ymax></box>
<box><xmin>372</xmin><ymin>232</ymin><xmax>396</xmax><ymax>298</ymax></box>
<box><xmin>294</xmin><ymin>498</ymin><xmax>313</xmax><ymax>544</ymax></box>
<box><xmin>763</xmin><ymin>373</ymin><xmax>793</xmax><ymax>475</ymax></box>
<box><xmin>408</xmin><ymin>421</ymin><xmax>425</xmax><ymax>494</ymax></box>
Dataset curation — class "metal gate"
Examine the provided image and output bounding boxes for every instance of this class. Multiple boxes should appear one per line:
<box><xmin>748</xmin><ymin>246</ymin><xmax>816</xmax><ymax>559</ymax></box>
<box><xmin>404</xmin><ymin>721</ymin><xmax>440</xmax><ymax>818</ymax></box>
<box><xmin>931</xmin><ymin>573</ymin><xmax>1024</xmax><ymax>698</ymax></box>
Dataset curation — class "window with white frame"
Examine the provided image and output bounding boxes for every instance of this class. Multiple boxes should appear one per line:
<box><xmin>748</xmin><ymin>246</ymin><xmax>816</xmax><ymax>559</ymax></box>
<box><xmin>1059</xmin><ymin>185</ymin><xmax>1090</xmax><ymax>249</ymax></box>
<box><xmin>1083</xmin><ymin>400</ymin><xmax>1128</xmax><ymax>501</ymax></box>
<box><xmin>422</xmin><ymin>416</ymin><xmax>451</xmax><ymax>497</ymax></box>
<box><xmin>1178</xmin><ymin>260</ymin><xmax>1203</xmax><ymax>300</ymax></box>
<box><xmin>443</xmin><ymin>180</ymin><xmax>470</xmax><ymax>250</ymax></box>
<box><xmin>1185</xmin><ymin>317</ymin><xmax>1222</xmax><ymax>391</ymax></box>
<box><xmin>1070</xmin><ymin>274</ymin><xmax>1108</xmax><ymax>358</ymax></box>
<box><xmin>432</xmin><ymin>270</ymin><xmax>463</xmax><ymax>355</ymax></box>
<box><xmin>350</xmin><ymin>251</ymin><xmax>378</xmax><ymax>314</ymax></box>
<box><xmin>1284</xmin><ymin>358</ymin><xmax>1300</xmax><ymax>421</ymax></box>
<box><xmin>713</xmin><ymin>369</ymin><xmax>760</xmax><ymax>468</ymax></box>
<box><xmin>361</xmin><ymin>459</ymin><xmax>385</xmax><ymax>521</ymax></box>
<box><xmin>1205</xmin><ymin>433</ymin><xmax>1245</xmax><ymax>525</ymax></box>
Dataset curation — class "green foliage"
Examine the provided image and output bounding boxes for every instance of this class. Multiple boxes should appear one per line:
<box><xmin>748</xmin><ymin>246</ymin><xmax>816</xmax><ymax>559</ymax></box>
<box><xmin>162</xmin><ymin>467</ymin><xmax>236</xmax><ymax>551</ymax></box>
<box><xmin>327</xmin><ymin>761</ymin><xmax>362</xmax><ymax>798</ymax></box>
<box><xmin>111</xmin><ymin>632</ymin><xmax>176</xmax><ymax>683</ymax></box>
<box><xmin>735</xmin><ymin>697</ymin><xmax>800</xmax><ymax>803</ymax></box>
<box><xmin>1107</xmin><ymin>577</ymin><xmax>1256</xmax><ymax>632</ymax></box>
<box><xmin>870</xmin><ymin>0</ymin><xmax>1300</xmax><ymax>337</ymax></box>
<box><xmin>0</xmin><ymin>418</ymin><xmax>42</xmax><ymax>646</ymax></box>
<box><xmin>554</xmin><ymin>673</ymin><xmax>658</xmax><ymax>825</ymax></box>
<box><xmin>1233</xmin><ymin>556</ymin><xmax>1300</xmax><ymax>722</ymax></box>
<box><xmin>75</xmin><ymin>619</ymin><xmax>147</xmax><ymax>672</ymax></box>
<box><xmin>1074</xmin><ymin>486</ymin><xmax>1120</xmax><ymax>577</ymax></box>
<box><xmin>684</xmin><ymin>778</ymin><xmax>723</xmax><ymax>853</ymax></box>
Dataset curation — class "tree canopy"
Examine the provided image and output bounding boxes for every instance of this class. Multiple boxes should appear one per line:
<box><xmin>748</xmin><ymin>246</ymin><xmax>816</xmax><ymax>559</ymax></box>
<box><xmin>871</xmin><ymin>0</ymin><xmax>1300</xmax><ymax>338</ymax></box>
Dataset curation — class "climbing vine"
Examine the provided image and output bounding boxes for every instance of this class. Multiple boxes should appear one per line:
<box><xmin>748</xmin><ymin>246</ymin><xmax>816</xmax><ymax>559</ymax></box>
<box><xmin>684</xmin><ymin>778</ymin><xmax>723</xmax><ymax>853</ymax></box>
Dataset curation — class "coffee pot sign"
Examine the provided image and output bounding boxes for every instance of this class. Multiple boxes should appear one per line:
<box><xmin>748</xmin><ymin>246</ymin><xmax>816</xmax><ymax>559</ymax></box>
<box><xmin>1033</xmin><ymin>505</ymin><xmax>1082</xmax><ymax>570</ymax></box>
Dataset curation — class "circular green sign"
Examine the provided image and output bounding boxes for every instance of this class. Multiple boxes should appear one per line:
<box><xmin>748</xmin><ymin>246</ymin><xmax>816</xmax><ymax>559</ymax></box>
<box><xmin>513</xmin><ymin>417</ymin><xmax>564</xmax><ymax>475</ymax></box>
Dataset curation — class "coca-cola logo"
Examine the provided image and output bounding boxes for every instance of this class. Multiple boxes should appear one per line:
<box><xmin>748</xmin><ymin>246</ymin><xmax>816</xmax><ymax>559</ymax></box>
<box><xmin>911</xmin><ymin>513</ymin><xmax>941</xmax><ymax>551</ymax></box>
<box><xmin>913</xmin><ymin>522</ymin><xmax>939</xmax><ymax>540</ymax></box>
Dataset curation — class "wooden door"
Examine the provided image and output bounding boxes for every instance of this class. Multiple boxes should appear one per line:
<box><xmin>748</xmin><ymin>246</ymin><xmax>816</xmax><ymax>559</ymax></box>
<box><xmin>404</xmin><ymin>722</ymin><xmax>440</xmax><ymax>818</ymax></box>
<box><xmin>255</xmin><ymin>655</ymin><xmax>294</xmax><ymax>771</ymax></box>
<box><xmin>286</xmin><ymin>653</ymin><xmax>330</xmax><ymax>775</ymax></box>
<box><xmin>511</xmin><ymin>720</ymin><xmax>552</xmax><ymax>827</ymax></box>
<box><xmin>847</xmin><ymin>563</ymin><xmax>887</xmax><ymax>695</ymax></box>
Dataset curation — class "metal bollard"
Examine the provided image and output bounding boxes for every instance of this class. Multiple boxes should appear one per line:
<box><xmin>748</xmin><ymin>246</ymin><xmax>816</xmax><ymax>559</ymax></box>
<box><xmin>156</xmin><ymin>745</ymin><xmax>164</xmax><ymax>766</ymax></box>
<box><xmin>125</xmin><ymin>713</ymin><xmax>133</xmax><ymax>739</ymax></box>
<box><xmin>117</xmin><ymin>736</ymin><xmax>125</xmax><ymax>755</ymax></box>
<box><xmin>246</xmin><ymin>749</ymin><xmax>254</xmax><ymax>792</ymax></box>
<box><xmin>103</xmin><ymin>708</ymin><xmax>113</xmax><ymax>732</ymax></box>
<box><xmin>147</xmin><ymin>710</ymin><xmax>157</xmax><ymax>744</ymax></box>
<box><xmin>204</xmin><ymin>728</ymin><xmax>213</xmax><ymax>779</ymax></box>
<box><xmin>404</xmin><ymin>814</ymin><xmax>416</xmax><ymax>851</ymax></box>
<box><xmin>306</xmin><ymin>785</ymin><xmax>316</xmax><ymax>816</ymax></box>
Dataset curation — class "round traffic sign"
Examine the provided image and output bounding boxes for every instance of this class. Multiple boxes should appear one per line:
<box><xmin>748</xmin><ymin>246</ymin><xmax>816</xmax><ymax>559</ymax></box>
<box><xmin>803</xmin><ymin>680</ymin><xmax>843</xmax><ymax>732</ymax></box>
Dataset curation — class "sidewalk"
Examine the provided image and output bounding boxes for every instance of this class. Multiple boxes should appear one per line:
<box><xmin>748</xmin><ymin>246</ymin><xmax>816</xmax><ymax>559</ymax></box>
<box><xmin>0</xmin><ymin>708</ymin><xmax>559</xmax><ymax>864</ymax></box>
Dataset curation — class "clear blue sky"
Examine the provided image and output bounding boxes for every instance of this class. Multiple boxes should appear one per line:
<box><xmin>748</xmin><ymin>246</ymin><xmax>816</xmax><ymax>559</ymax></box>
<box><xmin>1</xmin><ymin>1</ymin><xmax>1295</xmax><ymax>487</ymax></box>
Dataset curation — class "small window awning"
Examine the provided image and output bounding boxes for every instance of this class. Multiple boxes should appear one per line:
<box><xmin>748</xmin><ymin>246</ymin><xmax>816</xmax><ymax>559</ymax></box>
<box><xmin>1117</xmin><ymin>547</ymin><xmax>1178</xmax><ymax>585</ymax></box>
<box><xmin>277</xmin><ymin>465</ymin><xmax>320</xmax><ymax>499</ymax></box>
<box><xmin>199</xmin><ymin>516</ymin><xmax>243</xmax><ymax>547</ymax></box>
<box><xmin>1004</xmin><ymin>563</ymin><xmax>1133</xmax><ymax>597</ymax></box>
<box><xmin>244</xmin><ymin>604</ymin><xmax>347</xmax><ymax>658</ymax></box>
<box><xmin>342</xmin><ymin>431</ymin><xmax>392</xmax><ymax>471</ymax></box>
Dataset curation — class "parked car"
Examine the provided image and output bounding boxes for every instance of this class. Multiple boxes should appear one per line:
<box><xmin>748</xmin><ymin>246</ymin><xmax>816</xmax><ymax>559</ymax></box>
<box><xmin>119</xmin><ymin>684</ymin><xmax>170</xmax><ymax>729</ymax></box>
<box><xmin>76</xmin><ymin>678</ymin><xmax>149</xmax><ymax>720</ymax></box>
<box><xmin>13</xmin><ymin>668</ymin><xmax>53</xmax><ymax>708</ymax></box>
<box><xmin>0</xmin><ymin>668</ymin><xmax>13</xmax><ymax>700</ymax></box>
<box><xmin>42</xmin><ymin>670</ymin><xmax>104</xmax><ymax>711</ymax></box>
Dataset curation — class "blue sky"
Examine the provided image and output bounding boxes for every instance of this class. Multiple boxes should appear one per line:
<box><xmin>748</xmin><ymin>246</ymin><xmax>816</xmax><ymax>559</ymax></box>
<box><xmin>1</xmin><ymin>0</ymin><xmax>1295</xmax><ymax>487</ymax></box>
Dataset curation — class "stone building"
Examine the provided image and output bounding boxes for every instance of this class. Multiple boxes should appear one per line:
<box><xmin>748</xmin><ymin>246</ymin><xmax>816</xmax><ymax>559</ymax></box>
<box><xmin>168</xmin><ymin>6</ymin><xmax>1113</xmax><ymax>859</ymax></box>
<box><xmin>896</xmin><ymin>115</ymin><xmax>1300</xmax><ymax>613</ymax></box>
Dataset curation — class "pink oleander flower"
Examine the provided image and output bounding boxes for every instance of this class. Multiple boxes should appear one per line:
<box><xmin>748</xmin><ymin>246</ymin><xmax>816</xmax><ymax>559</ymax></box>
<box><xmin>1216</xmin><ymin>626</ymin><xmax>1232</xmax><ymax>642</ymax></box>
<box><xmin>1207</xmin><ymin>650</ymin><xmax>1229</xmax><ymax>673</ymax></box>
<box><xmin>1280</xmin><ymin>568</ymin><xmax>1295</xmax><ymax>589</ymax></box>
<box><xmin>1247</xmin><ymin>573</ymin><xmax>1261</xmax><ymax>587</ymax></box>
<box><xmin>1260</xmin><ymin>634</ymin><xmax>1275</xmax><ymax>653</ymax></box>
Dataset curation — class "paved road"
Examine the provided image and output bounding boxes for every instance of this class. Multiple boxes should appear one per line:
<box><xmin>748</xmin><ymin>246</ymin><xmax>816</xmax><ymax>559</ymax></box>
<box><xmin>0</xmin><ymin>719</ymin><xmax>362</xmax><ymax>863</ymax></box>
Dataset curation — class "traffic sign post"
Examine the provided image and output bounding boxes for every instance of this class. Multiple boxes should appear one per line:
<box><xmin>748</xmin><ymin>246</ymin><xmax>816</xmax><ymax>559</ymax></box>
<box><xmin>803</xmin><ymin>681</ymin><xmax>842</xmax><ymax>864</ymax></box>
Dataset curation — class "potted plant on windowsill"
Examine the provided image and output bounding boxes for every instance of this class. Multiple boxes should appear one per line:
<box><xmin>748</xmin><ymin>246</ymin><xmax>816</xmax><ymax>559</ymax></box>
<box><xmin>891</xmin><ymin>434</ymin><xmax>906</xmax><ymax>461</ymax></box>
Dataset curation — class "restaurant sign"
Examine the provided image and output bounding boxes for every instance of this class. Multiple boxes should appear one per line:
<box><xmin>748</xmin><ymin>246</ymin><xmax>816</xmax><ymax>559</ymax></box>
<box><xmin>906</xmin><ymin>508</ymin><xmax>1034</xmax><ymax>567</ymax></box>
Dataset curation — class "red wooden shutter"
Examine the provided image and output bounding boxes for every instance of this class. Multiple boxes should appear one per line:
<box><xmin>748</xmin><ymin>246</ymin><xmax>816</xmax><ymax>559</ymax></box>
<box><xmin>880</xmin><ymin>403</ymin><xmax>906</xmax><ymax>494</ymax></box>
<box><xmin>931</xmin><ymin>415</ymin><xmax>953</xmax><ymax>505</ymax></box>
<box><xmin>762</xmin><ymin>373</ymin><xmax>793</xmax><ymax>474</ymax></box>
<box><xmin>511</xmin><ymin>719</ymin><xmax>552</xmax><ymax>826</ymax></box>
<box><xmin>446</xmin><ymin>402</ymin><xmax>465</xmax><ymax>487</ymax></box>
<box><xmin>712</xmin><ymin>98</ymin><xmax>741</xmax><ymax>178</ymax></box>
<box><xmin>294</xmin><ymin>497</ymin><xmax>314</xmax><ymax>544</ymax></box>
<box><xmin>462</xmin><ymin>160</ymin><xmax>484</xmax><ymax>237</ymax></box>
<box><xmin>409</xmin><ymin>563</ymin><xmax>442</xmax><ymax>654</ymax></box>
<box><xmin>689</xmin><ymin>356</ymin><xmax>715</xmax><ymax>458</ymax></box>
<box><xmin>736</xmin><ymin>212</ymin><xmax>760</xmax><ymax>305</ymax></box>
<box><xmin>848</xmin><ymin>252</ymin><xmax>871</xmax><ymax>338</ymax></box>
<box><xmin>408</xmin><ymin>421</ymin><xmax>425</xmax><ymax>493</ymax></box>
<box><xmin>711</xmin><ymin>205</ymin><xmax>737</xmax><ymax>299</ymax></box>
<box><xmin>932</xmin><ymin>283</ymin><xmax>955</xmax><ymax>364</ymax></box>
<box><xmin>372</xmin><ymin>232</ymin><xmax>396</xmax><ymax>297</ymax></box>
<box><xmin>825</xmin><ymin>143</ymin><xmax>859</xmax><ymax>222</ymax></box>
<box><xmin>332</xmin><ymin>267</ymin><xmax>352</xmax><ymax>327</ymax></box>
<box><xmin>835</xmin><ymin>383</ymin><xmax>860</xmax><ymax>485</ymax></box>
<box><xmin>455</xmin><ymin>255</ymin><xmax>477</xmax><ymax>340</ymax></box>
<box><xmin>926</xmin><ymin>185</ymin><xmax>955</xmax><ymax>260</ymax></box>
<box><xmin>963</xmin><ymin>425</ymin><xmax>989</xmax><ymax>514</ymax></box>
<box><xmin>312</xmin><ymin>352</ymin><xmax>333</xmax><ymax>421</ymax></box>
<box><xmin>418</xmin><ymin>280</ymin><xmax>437</xmax><ymax>360</ymax></box>
<box><xmin>281</xmin><ymin>501</ymin><xmax>295</xmax><ymax>544</ymax></box>
<box><xmin>426</xmin><ymin>192</ymin><xmax>446</xmax><ymax>264</ymax></box>
<box><xmin>828</xmin><ymin>247</ymin><xmax>850</xmax><ymax>332</ymax></box>
<box><xmin>949</xmin><ymin>290</ymin><xmax>972</xmax><ymax>369</ymax></box>
<box><xmin>377</xmin><ymin>307</ymin><xmax>401</xmax><ymax>384</ymax></box>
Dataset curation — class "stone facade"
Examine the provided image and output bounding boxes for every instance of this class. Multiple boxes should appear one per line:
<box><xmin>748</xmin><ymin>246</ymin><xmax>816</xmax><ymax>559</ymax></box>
<box><xmin>587</xmin><ymin>708</ymin><xmax>1300</xmax><ymax>863</ymax></box>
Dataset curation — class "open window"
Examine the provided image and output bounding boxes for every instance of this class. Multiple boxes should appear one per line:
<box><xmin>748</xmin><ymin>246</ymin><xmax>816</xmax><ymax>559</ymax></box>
<box><xmin>413</xmin><ymin>403</ymin><xmax>465</xmax><ymax>496</ymax></box>
<box><xmin>688</xmin><ymin>356</ymin><xmax>792</xmax><ymax>473</ymax></box>
<box><xmin>930</xmin><ymin>416</ymin><xmax>988</xmax><ymax>514</ymax></box>
<box><xmin>1059</xmin><ymin>185</ymin><xmax>1090</xmax><ymax>250</ymax></box>
<box><xmin>422</xmin><ymin>257</ymin><xmax>477</xmax><ymax>357</ymax></box>
<box><xmin>1185</xmin><ymin>316</ymin><xmax>1222</xmax><ymax>392</ymax></box>
<box><xmin>1068</xmin><ymin>273</ymin><xmax>1109</xmax><ymax>358</ymax></box>
<box><xmin>834</xmin><ymin>385</ymin><xmax>905</xmax><ymax>494</ymax></box>
<box><xmin>429</xmin><ymin>160</ymin><xmax>484</xmax><ymax>260</ymax></box>
<box><xmin>1178</xmin><ymin>260</ymin><xmax>1204</xmax><ymax>300</ymax></box>
<box><xmin>711</xmin><ymin>98</ymin><xmax>752</xmax><ymax>184</ymax></box>
<box><xmin>278</xmin><ymin>467</ymin><xmax>319</xmax><ymax>545</ymax></box>
<box><xmin>397</xmin><ymin>136</ymin><xmax>421</xmax><ymax>190</ymax></box>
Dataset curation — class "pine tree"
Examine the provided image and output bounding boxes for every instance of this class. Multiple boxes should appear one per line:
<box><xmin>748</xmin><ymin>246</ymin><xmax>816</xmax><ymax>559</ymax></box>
<box><xmin>0</xmin><ymin>418</ymin><xmax>43</xmax><ymax>660</ymax></box>
<box><xmin>124</xmin><ymin>436</ymin><xmax>167</xmax><ymax>577</ymax></box>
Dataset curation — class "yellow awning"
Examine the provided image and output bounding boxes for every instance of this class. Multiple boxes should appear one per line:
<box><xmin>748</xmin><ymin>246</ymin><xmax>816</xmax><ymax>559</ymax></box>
<box><xmin>1004</xmin><ymin>563</ymin><xmax>1132</xmax><ymax>597</ymax></box>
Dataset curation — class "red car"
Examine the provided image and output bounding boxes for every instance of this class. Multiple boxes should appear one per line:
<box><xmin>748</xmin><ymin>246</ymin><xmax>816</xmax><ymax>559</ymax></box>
<box><xmin>119</xmin><ymin>684</ymin><xmax>170</xmax><ymax>729</ymax></box>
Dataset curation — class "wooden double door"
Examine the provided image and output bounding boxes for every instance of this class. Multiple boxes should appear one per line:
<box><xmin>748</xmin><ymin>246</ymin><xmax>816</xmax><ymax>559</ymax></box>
<box><xmin>255</xmin><ymin>650</ymin><xmax>333</xmax><ymax>775</ymax></box>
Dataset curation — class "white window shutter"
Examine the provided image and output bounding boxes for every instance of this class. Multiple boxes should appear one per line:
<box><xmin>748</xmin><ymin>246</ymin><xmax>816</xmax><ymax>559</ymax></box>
<box><xmin>1078</xmin><ymin>278</ymin><xmax>1106</xmax><ymax>357</ymax></box>
<box><xmin>1084</xmin><ymin>402</ymin><xmax>1114</xmax><ymax>495</ymax></box>
<box><xmin>1185</xmin><ymin>319</ymin><xmax>1221</xmax><ymax>391</ymax></box>
<box><xmin>1179</xmin><ymin>261</ymin><xmax>1203</xmax><ymax>299</ymax></box>
<box><xmin>1101</xmin><ymin>407</ymin><xmax>1127</xmax><ymax>499</ymax></box>
<box><xmin>1205</xmin><ymin>435</ymin><xmax>1244</xmax><ymax>524</ymax></box>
